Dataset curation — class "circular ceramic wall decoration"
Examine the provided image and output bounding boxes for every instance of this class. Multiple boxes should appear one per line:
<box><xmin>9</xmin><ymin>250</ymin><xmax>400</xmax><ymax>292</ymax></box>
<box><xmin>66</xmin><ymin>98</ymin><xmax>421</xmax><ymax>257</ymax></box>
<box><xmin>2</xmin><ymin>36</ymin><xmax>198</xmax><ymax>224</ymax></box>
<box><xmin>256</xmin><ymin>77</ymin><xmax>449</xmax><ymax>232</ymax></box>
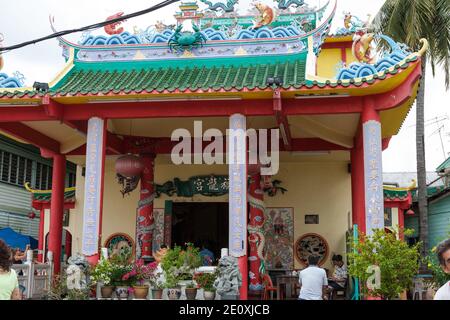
<box><xmin>104</xmin><ymin>233</ymin><xmax>135</xmax><ymax>260</ymax></box>
<box><xmin>294</xmin><ymin>233</ymin><xmax>329</xmax><ymax>266</ymax></box>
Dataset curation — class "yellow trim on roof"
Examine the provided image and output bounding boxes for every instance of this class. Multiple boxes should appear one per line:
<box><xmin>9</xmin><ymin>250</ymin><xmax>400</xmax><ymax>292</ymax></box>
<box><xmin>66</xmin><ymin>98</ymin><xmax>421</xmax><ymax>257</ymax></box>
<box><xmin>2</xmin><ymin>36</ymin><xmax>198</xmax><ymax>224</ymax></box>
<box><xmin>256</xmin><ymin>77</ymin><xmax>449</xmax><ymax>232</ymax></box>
<box><xmin>324</xmin><ymin>35</ymin><xmax>353</xmax><ymax>43</ymax></box>
<box><xmin>49</xmin><ymin>47</ymin><xmax>75</xmax><ymax>87</ymax></box>
<box><xmin>380</xmin><ymin>80</ymin><xmax>420</xmax><ymax>138</ymax></box>
<box><xmin>24</xmin><ymin>182</ymin><xmax>76</xmax><ymax>194</ymax></box>
<box><xmin>383</xmin><ymin>186</ymin><xmax>413</xmax><ymax>192</ymax></box>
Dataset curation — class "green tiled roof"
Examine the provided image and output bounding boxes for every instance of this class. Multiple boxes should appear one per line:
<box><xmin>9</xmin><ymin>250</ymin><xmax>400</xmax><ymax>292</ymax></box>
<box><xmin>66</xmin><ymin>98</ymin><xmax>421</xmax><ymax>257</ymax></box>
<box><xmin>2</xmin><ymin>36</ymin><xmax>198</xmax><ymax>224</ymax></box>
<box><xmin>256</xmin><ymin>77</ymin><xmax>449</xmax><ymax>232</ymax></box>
<box><xmin>51</xmin><ymin>60</ymin><xmax>307</xmax><ymax>96</ymax></box>
<box><xmin>436</xmin><ymin>156</ymin><xmax>450</xmax><ymax>172</ymax></box>
<box><xmin>0</xmin><ymin>54</ymin><xmax>421</xmax><ymax>99</ymax></box>
<box><xmin>411</xmin><ymin>185</ymin><xmax>448</xmax><ymax>201</ymax></box>
<box><xmin>32</xmin><ymin>189</ymin><xmax>76</xmax><ymax>203</ymax></box>
<box><xmin>383</xmin><ymin>188</ymin><xmax>410</xmax><ymax>201</ymax></box>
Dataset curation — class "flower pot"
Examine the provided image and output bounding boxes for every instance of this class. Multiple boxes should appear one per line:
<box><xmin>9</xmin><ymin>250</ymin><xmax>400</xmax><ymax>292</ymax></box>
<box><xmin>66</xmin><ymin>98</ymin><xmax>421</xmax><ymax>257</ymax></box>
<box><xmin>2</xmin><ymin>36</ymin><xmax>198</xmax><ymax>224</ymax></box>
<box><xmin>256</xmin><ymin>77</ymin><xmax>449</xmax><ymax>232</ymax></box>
<box><xmin>167</xmin><ymin>287</ymin><xmax>182</xmax><ymax>300</ymax></box>
<box><xmin>115</xmin><ymin>286</ymin><xmax>129</xmax><ymax>300</ymax></box>
<box><xmin>203</xmin><ymin>290</ymin><xmax>216</xmax><ymax>300</ymax></box>
<box><xmin>185</xmin><ymin>287</ymin><xmax>198</xmax><ymax>300</ymax></box>
<box><xmin>100</xmin><ymin>285</ymin><xmax>114</xmax><ymax>298</ymax></box>
<box><xmin>133</xmin><ymin>285</ymin><xmax>149</xmax><ymax>299</ymax></box>
<box><xmin>151</xmin><ymin>288</ymin><xmax>163</xmax><ymax>299</ymax></box>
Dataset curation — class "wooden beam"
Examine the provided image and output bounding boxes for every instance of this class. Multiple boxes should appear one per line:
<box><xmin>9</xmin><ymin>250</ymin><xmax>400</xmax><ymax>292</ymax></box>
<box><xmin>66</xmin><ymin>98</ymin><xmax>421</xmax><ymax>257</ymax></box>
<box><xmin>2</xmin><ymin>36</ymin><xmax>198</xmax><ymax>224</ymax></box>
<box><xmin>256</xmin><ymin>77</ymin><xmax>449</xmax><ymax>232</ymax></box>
<box><xmin>65</xmin><ymin>137</ymin><xmax>348</xmax><ymax>155</ymax></box>
<box><xmin>290</xmin><ymin>116</ymin><xmax>354</xmax><ymax>148</ymax></box>
<box><xmin>64</xmin><ymin>120</ymin><xmax>125</xmax><ymax>155</ymax></box>
<box><xmin>0</xmin><ymin>122</ymin><xmax>60</xmax><ymax>154</ymax></box>
<box><xmin>0</xmin><ymin>106</ymin><xmax>52</xmax><ymax>122</ymax></box>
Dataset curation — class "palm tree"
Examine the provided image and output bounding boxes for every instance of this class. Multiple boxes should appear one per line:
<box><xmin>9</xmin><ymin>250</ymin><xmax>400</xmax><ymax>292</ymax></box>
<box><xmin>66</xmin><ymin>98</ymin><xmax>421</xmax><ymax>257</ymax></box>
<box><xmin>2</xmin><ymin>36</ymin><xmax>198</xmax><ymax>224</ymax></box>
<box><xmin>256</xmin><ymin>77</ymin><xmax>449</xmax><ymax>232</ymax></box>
<box><xmin>372</xmin><ymin>0</ymin><xmax>450</xmax><ymax>263</ymax></box>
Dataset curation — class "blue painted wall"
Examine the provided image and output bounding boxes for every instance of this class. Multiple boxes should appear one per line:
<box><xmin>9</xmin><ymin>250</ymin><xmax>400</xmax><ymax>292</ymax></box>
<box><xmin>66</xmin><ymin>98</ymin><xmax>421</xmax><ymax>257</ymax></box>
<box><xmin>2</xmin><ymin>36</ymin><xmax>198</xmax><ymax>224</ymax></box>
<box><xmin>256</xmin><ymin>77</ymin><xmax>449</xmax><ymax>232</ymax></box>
<box><xmin>405</xmin><ymin>193</ymin><xmax>450</xmax><ymax>249</ymax></box>
<box><xmin>428</xmin><ymin>194</ymin><xmax>450</xmax><ymax>248</ymax></box>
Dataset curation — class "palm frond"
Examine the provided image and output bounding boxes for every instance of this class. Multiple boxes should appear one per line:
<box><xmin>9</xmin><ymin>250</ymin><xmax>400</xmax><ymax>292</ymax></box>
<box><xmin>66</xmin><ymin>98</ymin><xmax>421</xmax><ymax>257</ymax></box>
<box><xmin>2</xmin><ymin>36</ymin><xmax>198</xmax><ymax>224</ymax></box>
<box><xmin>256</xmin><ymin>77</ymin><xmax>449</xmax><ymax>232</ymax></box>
<box><xmin>372</xmin><ymin>0</ymin><xmax>450</xmax><ymax>90</ymax></box>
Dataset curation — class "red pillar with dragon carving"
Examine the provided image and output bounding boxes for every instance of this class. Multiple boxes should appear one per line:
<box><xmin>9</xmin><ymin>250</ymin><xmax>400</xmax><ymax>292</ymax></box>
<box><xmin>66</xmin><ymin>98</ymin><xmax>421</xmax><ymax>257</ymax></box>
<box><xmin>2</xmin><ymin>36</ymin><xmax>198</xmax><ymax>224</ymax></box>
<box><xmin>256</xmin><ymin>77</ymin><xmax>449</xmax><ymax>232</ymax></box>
<box><xmin>136</xmin><ymin>153</ymin><xmax>156</xmax><ymax>261</ymax></box>
<box><xmin>248</xmin><ymin>172</ymin><xmax>266</xmax><ymax>294</ymax></box>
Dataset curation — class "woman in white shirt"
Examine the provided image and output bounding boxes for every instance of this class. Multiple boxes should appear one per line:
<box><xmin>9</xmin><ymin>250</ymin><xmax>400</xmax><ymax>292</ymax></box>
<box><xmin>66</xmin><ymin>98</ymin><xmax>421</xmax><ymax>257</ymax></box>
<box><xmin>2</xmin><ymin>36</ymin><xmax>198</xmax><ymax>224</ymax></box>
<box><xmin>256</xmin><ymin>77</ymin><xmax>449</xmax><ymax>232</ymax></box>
<box><xmin>0</xmin><ymin>240</ymin><xmax>21</xmax><ymax>300</ymax></box>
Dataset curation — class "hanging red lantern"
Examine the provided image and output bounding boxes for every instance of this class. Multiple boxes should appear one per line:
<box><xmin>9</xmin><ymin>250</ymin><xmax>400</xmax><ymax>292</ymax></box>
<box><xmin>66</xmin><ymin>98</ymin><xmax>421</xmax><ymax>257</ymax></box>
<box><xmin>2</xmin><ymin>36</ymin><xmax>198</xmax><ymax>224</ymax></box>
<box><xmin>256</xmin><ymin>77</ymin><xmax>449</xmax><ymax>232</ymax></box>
<box><xmin>406</xmin><ymin>209</ymin><xmax>415</xmax><ymax>215</ymax></box>
<box><xmin>115</xmin><ymin>154</ymin><xmax>144</xmax><ymax>178</ymax></box>
<box><xmin>28</xmin><ymin>212</ymin><xmax>36</xmax><ymax>219</ymax></box>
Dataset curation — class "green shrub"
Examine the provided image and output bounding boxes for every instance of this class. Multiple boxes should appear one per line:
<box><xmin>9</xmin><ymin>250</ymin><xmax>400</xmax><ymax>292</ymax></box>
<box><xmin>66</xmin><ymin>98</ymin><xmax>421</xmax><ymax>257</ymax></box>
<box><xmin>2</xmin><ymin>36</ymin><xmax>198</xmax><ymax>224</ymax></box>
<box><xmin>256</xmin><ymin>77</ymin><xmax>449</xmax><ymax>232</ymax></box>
<box><xmin>161</xmin><ymin>243</ymin><xmax>202</xmax><ymax>285</ymax></box>
<box><xmin>348</xmin><ymin>228</ymin><xmax>421</xmax><ymax>299</ymax></box>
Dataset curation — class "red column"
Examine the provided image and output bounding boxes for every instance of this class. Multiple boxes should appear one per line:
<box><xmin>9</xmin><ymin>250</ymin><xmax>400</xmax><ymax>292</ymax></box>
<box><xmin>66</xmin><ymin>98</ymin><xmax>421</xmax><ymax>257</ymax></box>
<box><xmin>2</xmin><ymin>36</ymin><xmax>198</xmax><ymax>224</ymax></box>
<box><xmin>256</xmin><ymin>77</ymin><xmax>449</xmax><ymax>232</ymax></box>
<box><xmin>48</xmin><ymin>154</ymin><xmax>66</xmax><ymax>275</ymax></box>
<box><xmin>248</xmin><ymin>173</ymin><xmax>265</xmax><ymax>294</ymax></box>
<box><xmin>351</xmin><ymin>100</ymin><xmax>382</xmax><ymax>235</ymax></box>
<box><xmin>238</xmin><ymin>256</ymin><xmax>248</xmax><ymax>300</ymax></box>
<box><xmin>136</xmin><ymin>153</ymin><xmax>155</xmax><ymax>261</ymax></box>
<box><xmin>37</xmin><ymin>208</ymin><xmax>45</xmax><ymax>263</ymax></box>
<box><xmin>398</xmin><ymin>208</ymin><xmax>405</xmax><ymax>240</ymax></box>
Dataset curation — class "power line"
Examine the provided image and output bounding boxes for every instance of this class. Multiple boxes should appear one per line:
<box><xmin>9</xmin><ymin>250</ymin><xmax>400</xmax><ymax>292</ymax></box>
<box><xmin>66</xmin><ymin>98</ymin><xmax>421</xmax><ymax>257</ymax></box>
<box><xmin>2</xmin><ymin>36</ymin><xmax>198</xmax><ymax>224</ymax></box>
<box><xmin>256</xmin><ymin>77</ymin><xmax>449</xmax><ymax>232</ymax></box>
<box><xmin>0</xmin><ymin>0</ymin><xmax>180</xmax><ymax>53</ymax></box>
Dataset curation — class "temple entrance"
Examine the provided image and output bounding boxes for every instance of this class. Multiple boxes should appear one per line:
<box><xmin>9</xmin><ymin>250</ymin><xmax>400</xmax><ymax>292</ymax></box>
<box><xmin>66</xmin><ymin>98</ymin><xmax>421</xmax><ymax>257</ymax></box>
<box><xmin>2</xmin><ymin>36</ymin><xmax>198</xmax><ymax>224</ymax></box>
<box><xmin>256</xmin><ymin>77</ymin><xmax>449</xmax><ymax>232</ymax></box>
<box><xmin>171</xmin><ymin>202</ymin><xmax>228</xmax><ymax>263</ymax></box>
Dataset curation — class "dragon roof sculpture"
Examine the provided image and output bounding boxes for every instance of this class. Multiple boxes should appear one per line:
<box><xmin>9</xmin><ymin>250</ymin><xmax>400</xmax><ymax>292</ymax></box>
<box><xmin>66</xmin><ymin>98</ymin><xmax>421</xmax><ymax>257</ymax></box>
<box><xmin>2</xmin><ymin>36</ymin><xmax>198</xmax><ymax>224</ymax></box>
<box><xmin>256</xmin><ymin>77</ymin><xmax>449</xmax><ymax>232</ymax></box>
<box><xmin>337</xmin><ymin>33</ymin><xmax>427</xmax><ymax>80</ymax></box>
<box><xmin>50</xmin><ymin>0</ymin><xmax>334</xmax><ymax>60</ymax></box>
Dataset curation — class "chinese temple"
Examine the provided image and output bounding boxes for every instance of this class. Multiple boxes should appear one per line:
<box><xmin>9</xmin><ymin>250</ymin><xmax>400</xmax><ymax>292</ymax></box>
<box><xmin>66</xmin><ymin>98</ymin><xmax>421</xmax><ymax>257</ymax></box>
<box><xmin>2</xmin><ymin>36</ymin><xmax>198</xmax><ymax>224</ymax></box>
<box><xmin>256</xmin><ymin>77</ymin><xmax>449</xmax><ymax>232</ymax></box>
<box><xmin>0</xmin><ymin>0</ymin><xmax>427</xmax><ymax>299</ymax></box>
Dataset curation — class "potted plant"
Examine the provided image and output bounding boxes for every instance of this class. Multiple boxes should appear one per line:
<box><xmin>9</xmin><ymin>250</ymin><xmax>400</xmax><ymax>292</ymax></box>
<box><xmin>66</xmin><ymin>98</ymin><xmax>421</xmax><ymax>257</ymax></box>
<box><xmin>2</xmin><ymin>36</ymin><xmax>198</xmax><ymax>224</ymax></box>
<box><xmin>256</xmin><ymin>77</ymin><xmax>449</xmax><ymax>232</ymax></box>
<box><xmin>123</xmin><ymin>259</ymin><xmax>157</xmax><ymax>299</ymax></box>
<box><xmin>43</xmin><ymin>274</ymin><xmax>90</xmax><ymax>300</ymax></box>
<box><xmin>148</xmin><ymin>267</ymin><xmax>164</xmax><ymax>299</ymax></box>
<box><xmin>160</xmin><ymin>243</ymin><xmax>202</xmax><ymax>299</ymax></box>
<box><xmin>164</xmin><ymin>276</ymin><xmax>182</xmax><ymax>300</ymax></box>
<box><xmin>90</xmin><ymin>256</ymin><xmax>115</xmax><ymax>298</ymax></box>
<box><xmin>194</xmin><ymin>271</ymin><xmax>218</xmax><ymax>300</ymax></box>
<box><xmin>109</xmin><ymin>247</ymin><xmax>133</xmax><ymax>299</ymax></box>
<box><xmin>348</xmin><ymin>228</ymin><xmax>421</xmax><ymax>300</ymax></box>
<box><xmin>185</xmin><ymin>281</ymin><xmax>198</xmax><ymax>300</ymax></box>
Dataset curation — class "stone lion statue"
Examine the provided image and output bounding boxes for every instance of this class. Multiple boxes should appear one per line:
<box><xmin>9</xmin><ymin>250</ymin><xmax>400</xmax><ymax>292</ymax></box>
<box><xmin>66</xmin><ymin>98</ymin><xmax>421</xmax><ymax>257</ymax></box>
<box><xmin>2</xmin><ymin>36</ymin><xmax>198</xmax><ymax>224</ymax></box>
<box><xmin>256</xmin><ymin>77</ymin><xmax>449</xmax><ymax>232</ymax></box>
<box><xmin>66</xmin><ymin>254</ymin><xmax>90</xmax><ymax>290</ymax></box>
<box><xmin>214</xmin><ymin>256</ymin><xmax>242</xmax><ymax>298</ymax></box>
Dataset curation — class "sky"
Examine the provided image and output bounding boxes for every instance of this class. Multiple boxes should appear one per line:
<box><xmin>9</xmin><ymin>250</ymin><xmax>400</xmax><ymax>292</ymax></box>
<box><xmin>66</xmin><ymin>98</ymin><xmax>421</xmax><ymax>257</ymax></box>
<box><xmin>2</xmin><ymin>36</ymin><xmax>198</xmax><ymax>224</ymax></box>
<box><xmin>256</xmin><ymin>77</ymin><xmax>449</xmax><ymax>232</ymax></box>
<box><xmin>0</xmin><ymin>0</ymin><xmax>449</xmax><ymax>172</ymax></box>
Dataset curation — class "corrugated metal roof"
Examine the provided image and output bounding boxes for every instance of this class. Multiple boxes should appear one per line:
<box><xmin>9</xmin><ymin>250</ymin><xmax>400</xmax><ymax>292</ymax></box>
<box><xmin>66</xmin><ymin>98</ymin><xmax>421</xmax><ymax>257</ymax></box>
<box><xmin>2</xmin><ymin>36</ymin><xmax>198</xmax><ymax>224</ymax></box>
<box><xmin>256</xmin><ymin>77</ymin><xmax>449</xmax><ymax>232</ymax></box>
<box><xmin>0</xmin><ymin>183</ymin><xmax>32</xmax><ymax>214</ymax></box>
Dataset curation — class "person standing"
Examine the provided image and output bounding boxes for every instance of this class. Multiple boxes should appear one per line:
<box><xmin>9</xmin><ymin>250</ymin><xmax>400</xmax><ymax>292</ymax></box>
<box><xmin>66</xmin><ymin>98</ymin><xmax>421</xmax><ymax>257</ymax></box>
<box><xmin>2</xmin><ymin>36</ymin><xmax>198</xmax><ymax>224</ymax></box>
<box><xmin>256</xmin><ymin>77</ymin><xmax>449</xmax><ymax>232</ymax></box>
<box><xmin>199</xmin><ymin>240</ymin><xmax>215</xmax><ymax>266</ymax></box>
<box><xmin>298</xmin><ymin>255</ymin><xmax>328</xmax><ymax>300</ymax></box>
<box><xmin>0</xmin><ymin>240</ymin><xmax>21</xmax><ymax>300</ymax></box>
<box><xmin>434</xmin><ymin>239</ymin><xmax>450</xmax><ymax>300</ymax></box>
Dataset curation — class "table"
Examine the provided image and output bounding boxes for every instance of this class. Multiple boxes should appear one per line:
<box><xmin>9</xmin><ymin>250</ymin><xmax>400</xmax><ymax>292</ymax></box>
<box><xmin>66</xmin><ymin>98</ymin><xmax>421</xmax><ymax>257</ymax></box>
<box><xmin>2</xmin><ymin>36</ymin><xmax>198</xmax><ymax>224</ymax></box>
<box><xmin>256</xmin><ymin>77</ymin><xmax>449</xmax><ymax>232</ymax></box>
<box><xmin>276</xmin><ymin>275</ymin><xmax>299</xmax><ymax>300</ymax></box>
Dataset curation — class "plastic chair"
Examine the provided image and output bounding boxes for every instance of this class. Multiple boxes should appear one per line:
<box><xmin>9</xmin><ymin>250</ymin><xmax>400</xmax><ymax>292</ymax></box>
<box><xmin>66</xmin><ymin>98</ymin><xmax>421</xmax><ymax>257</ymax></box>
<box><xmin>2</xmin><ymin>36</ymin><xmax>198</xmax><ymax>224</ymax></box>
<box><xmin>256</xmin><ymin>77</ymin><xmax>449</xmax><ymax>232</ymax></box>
<box><xmin>412</xmin><ymin>277</ymin><xmax>426</xmax><ymax>300</ymax></box>
<box><xmin>261</xmin><ymin>274</ymin><xmax>277</xmax><ymax>300</ymax></box>
<box><xmin>329</xmin><ymin>278</ymin><xmax>348</xmax><ymax>300</ymax></box>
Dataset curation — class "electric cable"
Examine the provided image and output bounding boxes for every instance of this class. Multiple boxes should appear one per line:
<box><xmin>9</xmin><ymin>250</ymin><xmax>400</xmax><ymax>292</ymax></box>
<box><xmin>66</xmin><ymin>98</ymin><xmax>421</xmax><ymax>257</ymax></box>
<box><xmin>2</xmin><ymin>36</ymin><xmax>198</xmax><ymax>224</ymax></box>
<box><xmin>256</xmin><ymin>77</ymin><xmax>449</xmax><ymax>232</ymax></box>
<box><xmin>0</xmin><ymin>0</ymin><xmax>180</xmax><ymax>53</ymax></box>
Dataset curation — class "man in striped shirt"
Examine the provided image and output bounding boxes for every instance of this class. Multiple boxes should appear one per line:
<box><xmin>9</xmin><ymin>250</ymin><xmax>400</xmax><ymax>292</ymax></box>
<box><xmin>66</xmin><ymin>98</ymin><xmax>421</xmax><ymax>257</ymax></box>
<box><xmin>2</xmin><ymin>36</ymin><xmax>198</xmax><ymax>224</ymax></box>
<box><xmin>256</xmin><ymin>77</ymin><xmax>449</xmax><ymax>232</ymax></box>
<box><xmin>328</xmin><ymin>254</ymin><xmax>347</xmax><ymax>294</ymax></box>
